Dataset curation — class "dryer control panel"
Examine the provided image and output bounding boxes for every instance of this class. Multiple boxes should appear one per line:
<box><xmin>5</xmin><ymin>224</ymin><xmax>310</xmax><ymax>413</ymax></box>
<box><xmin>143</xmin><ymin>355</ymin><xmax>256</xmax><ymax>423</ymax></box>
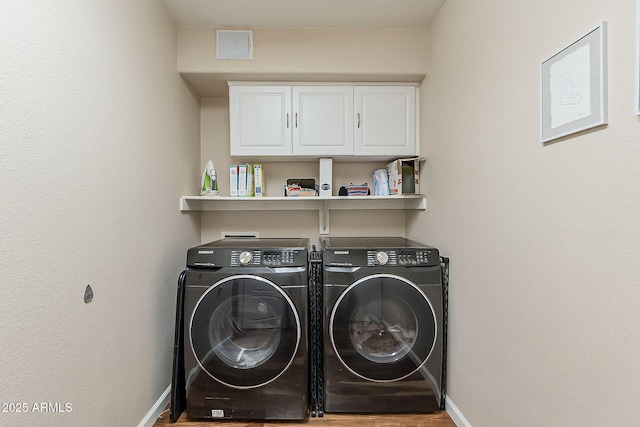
<box><xmin>325</xmin><ymin>248</ymin><xmax>439</xmax><ymax>267</ymax></box>
<box><xmin>366</xmin><ymin>250</ymin><xmax>434</xmax><ymax>266</ymax></box>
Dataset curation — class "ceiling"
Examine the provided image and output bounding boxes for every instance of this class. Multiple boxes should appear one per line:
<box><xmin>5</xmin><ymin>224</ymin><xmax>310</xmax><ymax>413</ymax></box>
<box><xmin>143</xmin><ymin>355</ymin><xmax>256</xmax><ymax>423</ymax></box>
<box><xmin>159</xmin><ymin>0</ymin><xmax>446</xmax><ymax>29</ymax></box>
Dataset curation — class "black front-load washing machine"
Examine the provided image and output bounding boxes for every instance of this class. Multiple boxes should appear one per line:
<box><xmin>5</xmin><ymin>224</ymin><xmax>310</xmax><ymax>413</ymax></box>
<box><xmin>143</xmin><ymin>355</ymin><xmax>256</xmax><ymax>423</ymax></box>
<box><xmin>321</xmin><ymin>236</ymin><xmax>445</xmax><ymax>413</ymax></box>
<box><xmin>182</xmin><ymin>238</ymin><xmax>309</xmax><ymax>420</ymax></box>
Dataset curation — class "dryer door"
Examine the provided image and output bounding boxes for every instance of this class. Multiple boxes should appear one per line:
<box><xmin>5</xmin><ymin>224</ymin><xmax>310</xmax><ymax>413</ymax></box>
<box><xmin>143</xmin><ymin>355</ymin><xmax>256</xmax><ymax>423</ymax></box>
<box><xmin>329</xmin><ymin>274</ymin><xmax>436</xmax><ymax>382</ymax></box>
<box><xmin>190</xmin><ymin>275</ymin><xmax>301</xmax><ymax>389</ymax></box>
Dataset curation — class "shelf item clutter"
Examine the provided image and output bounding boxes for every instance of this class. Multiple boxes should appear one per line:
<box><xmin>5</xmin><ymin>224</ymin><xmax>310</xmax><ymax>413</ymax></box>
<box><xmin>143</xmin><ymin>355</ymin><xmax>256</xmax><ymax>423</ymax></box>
<box><xmin>194</xmin><ymin>156</ymin><xmax>425</xmax><ymax>233</ymax></box>
<box><xmin>200</xmin><ymin>160</ymin><xmax>219</xmax><ymax>196</ymax></box>
<box><xmin>285</xmin><ymin>179</ymin><xmax>318</xmax><ymax>197</ymax></box>
<box><xmin>344</xmin><ymin>183</ymin><xmax>369</xmax><ymax>196</ymax></box>
<box><xmin>230</xmin><ymin>163</ymin><xmax>264</xmax><ymax>197</ymax></box>
<box><xmin>386</xmin><ymin>157</ymin><xmax>421</xmax><ymax>195</ymax></box>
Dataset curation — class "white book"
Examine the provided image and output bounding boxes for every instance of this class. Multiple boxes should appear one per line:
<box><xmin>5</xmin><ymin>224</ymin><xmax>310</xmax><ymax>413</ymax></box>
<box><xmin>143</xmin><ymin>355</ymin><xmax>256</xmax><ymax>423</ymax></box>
<box><xmin>245</xmin><ymin>163</ymin><xmax>254</xmax><ymax>197</ymax></box>
<box><xmin>238</xmin><ymin>164</ymin><xmax>248</xmax><ymax>197</ymax></box>
<box><xmin>254</xmin><ymin>164</ymin><xmax>264</xmax><ymax>197</ymax></box>
<box><xmin>229</xmin><ymin>165</ymin><xmax>238</xmax><ymax>197</ymax></box>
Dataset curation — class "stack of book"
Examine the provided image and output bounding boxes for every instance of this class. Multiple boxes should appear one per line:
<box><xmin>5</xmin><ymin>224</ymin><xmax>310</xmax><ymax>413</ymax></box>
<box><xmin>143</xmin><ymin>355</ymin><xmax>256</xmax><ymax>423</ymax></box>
<box><xmin>230</xmin><ymin>164</ymin><xmax>265</xmax><ymax>197</ymax></box>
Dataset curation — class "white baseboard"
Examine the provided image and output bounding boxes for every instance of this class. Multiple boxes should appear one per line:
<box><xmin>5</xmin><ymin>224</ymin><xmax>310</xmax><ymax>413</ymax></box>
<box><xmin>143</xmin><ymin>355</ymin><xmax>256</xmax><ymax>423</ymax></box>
<box><xmin>138</xmin><ymin>384</ymin><xmax>171</xmax><ymax>427</ymax></box>
<box><xmin>445</xmin><ymin>396</ymin><xmax>472</xmax><ymax>427</ymax></box>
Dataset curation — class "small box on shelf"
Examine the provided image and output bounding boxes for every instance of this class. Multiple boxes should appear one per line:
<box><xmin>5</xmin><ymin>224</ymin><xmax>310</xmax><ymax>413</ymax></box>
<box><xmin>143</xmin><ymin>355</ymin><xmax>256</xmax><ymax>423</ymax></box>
<box><xmin>284</xmin><ymin>179</ymin><xmax>318</xmax><ymax>197</ymax></box>
<box><xmin>386</xmin><ymin>157</ymin><xmax>422</xmax><ymax>195</ymax></box>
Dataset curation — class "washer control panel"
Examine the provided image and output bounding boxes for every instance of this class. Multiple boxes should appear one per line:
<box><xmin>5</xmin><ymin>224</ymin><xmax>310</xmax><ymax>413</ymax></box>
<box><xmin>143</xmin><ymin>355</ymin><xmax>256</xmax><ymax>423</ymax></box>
<box><xmin>230</xmin><ymin>249</ymin><xmax>301</xmax><ymax>266</ymax></box>
<box><xmin>365</xmin><ymin>249</ymin><xmax>435</xmax><ymax>266</ymax></box>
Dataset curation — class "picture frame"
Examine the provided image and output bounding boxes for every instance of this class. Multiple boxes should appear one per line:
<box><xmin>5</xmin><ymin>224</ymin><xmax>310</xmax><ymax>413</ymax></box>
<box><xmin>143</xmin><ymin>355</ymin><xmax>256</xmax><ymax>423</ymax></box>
<box><xmin>540</xmin><ymin>21</ymin><xmax>607</xmax><ymax>143</ymax></box>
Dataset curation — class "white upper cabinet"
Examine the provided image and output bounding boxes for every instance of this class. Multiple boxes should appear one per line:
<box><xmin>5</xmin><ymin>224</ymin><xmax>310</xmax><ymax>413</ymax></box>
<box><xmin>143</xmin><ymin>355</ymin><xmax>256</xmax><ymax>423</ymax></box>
<box><xmin>292</xmin><ymin>86</ymin><xmax>354</xmax><ymax>156</ymax></box>
<box><xmin>229</xmin><ymin>83</ymin><xmax>418</xmax><ymax>159</ymax></box>
<box><xmin>354</xmin><ymin>86</ymin><xmax>417</xmax><ymax>157</ymax></box>
<box><xmin>229</xmin><ymin>85</ymin><xmax>292</xmax><ymax>156</ymax></box>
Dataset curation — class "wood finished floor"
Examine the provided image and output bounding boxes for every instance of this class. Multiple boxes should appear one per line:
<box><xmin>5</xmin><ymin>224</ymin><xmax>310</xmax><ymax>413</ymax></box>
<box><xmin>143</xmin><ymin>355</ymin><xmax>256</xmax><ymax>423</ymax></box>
<box><xmin>153</xmin><ymin>406</ymin><xmax>457</xmax><ymax>427</ymax></box>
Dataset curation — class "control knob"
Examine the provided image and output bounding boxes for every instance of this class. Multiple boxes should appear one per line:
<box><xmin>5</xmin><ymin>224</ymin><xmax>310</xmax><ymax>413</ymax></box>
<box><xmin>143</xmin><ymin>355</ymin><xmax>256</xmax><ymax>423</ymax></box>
<box><xmin>239</xmin><ymin>251</ymin><xmax>253</xmax><ymax>265</ymax></box>
<box><xmin>376</xmin><ymin>251</ymin><xmax>389</xmax><ymax>265</ymax></box>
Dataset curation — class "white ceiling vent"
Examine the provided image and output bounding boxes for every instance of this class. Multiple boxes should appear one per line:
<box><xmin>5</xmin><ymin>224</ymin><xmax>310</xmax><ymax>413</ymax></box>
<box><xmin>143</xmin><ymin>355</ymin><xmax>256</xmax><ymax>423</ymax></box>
<box><xmin>216</xmin><ymin>30</ymin><xmax>253</xmax><ymax>60</ymax></box>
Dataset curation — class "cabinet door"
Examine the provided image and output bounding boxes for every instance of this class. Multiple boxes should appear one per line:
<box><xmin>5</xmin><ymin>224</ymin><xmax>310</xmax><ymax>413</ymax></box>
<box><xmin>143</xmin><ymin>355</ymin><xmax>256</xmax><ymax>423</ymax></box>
<box><xmin>354</xmin><ymin>86</ymin><xmax>417</xmax><ymax>157</ymax></box>
<box><xmin>292</xmin><ymin>86</ymin><xmax>354</xmax><ymax>156</ymax></box>
<box><xmin>229</xmin><ymin>86</ymin><xmax>292</xmax><ymax>156</ymax></box>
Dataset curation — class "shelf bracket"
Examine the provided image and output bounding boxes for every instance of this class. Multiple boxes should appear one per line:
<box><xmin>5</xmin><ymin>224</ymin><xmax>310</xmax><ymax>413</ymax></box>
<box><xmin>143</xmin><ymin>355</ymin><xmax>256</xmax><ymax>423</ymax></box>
<box><xmin>320</xmin><ymin>200</ymin><xmax>329</xmax><ymax>235</ymax></box>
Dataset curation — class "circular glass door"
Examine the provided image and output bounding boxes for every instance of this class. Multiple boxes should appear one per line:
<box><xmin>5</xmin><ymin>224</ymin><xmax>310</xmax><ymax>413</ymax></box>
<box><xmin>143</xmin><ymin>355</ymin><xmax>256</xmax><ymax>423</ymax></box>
<box><xmin>190</xmin><ymin>275</ymin><xmax>301</xmax><ymax>389</ymax></box>
<box><xmin>329</xmin><ymin>274</ymin><xmax>437</xmax><ymax>382</ymax></box>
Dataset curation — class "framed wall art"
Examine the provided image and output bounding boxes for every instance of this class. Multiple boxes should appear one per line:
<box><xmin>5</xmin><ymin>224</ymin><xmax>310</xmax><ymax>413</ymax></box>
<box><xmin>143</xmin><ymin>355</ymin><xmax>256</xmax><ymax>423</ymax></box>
<box><xmin>540</xmin><ymin>21</ymin><xmax>607</xmax><ymax>143</ymax></box>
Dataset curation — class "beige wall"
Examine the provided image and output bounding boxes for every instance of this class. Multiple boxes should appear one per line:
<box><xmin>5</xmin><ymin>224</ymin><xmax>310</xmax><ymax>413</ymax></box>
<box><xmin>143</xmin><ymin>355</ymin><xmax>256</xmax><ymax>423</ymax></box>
<box><xmin>178</xmin><ymin>27</ymin><xmax>428</xmax><ymax>95</ymax></box>
<box><xmin>410</xmin><ymin>0</ymin><xmax>640</xmax><ymax>426</ymax></box>
<box><xmin>179</xmin><ymin>27</ymin><xmax>428</xmax><ymax>74</ymax></box>
<box><xmin>8</xmin><ymin>2</ymin><xmax>637</xmax><ymax>426</ymax></box>
<box><xmin>0</xmin><ymin>1</ymin><xmax>201</xmax><ymax>426</ymax></box>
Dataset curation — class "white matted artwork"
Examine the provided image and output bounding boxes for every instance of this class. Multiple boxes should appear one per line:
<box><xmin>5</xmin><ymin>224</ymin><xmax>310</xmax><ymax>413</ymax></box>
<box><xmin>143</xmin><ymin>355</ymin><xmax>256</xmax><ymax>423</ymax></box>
<box><xmin>540</xmin><ymin>22</ymin><xmax>607</xmax><ymax>143</ymax></box>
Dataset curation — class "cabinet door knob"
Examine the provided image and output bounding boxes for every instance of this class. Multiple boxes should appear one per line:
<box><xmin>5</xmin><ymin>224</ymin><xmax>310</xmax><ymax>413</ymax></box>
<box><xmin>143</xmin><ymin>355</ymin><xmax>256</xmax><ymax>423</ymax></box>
<box><xmin>295</xmin><ymin>112</ymin><xmax>298</xmax><ymax>128</ymax></box>
<box><xmin>286</xmin><ymin>113</ymin><xmax>289</xmax><ymax>128</ymax></box>
<box><xmin>357</xmin><ymin>112</ymin><xmax>361</xmax><ymax>128</ymax></box>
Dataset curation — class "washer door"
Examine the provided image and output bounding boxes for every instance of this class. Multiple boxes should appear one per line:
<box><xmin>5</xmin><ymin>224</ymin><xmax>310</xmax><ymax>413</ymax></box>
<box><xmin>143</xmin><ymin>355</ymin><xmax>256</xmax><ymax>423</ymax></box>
<box><xmin>329</xmin><ymin>274</ymin><xmax>436</xmax><ymax>382</ymax></box>
<box><xmin>190</xmin><ymin>275</ymin><xmax>301</xmax><ymax>389</ymax></box>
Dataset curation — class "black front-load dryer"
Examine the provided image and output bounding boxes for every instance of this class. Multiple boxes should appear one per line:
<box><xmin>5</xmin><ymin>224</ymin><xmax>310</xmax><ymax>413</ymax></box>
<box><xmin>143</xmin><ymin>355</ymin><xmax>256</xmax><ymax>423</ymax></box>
<box><xmin>183</xmin><ymin>238</ymin><xmax>309</xmax><ymax>420</ymax></box>
<box><xmin>321</xmin><ymin>237</ymin><xmax>444</xmax><ymax>413</ymax></box>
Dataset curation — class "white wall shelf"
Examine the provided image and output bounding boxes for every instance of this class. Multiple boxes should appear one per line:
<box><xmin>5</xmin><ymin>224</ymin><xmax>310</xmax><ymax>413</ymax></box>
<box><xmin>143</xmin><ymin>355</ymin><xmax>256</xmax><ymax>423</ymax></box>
<box><xmin>180</xmin><ymin>194</ymin><xmax>426</xmax><ymax>234</ymax></box>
